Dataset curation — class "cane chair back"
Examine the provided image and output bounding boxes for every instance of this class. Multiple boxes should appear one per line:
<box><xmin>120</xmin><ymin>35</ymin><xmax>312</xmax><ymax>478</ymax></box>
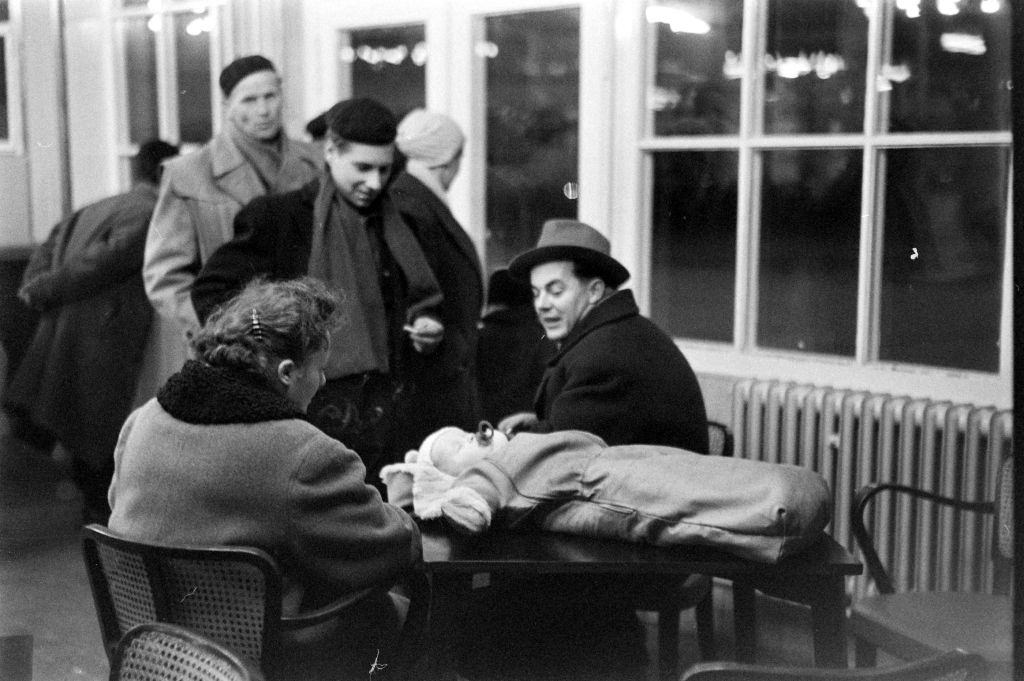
<box><xmin>110</xmin><ymin>622</ymin><xmax>264</xmax><ymax>681</ymax></box>
<box><xmin>83</xmin><ymin>524</ymin><xmax>280</xmax><ymax>666</ymax></box>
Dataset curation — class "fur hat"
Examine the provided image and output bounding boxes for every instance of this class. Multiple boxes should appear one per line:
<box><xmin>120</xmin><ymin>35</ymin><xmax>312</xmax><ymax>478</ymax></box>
<box><xmin>219</xmin><ymin>55</ymin><xmax>276</xmax><ymax>98</ymax></box>
<box><xmin>508</xmin><ymin>219</ymin><xmax>630</xmax><ymax>288</ymax></box>
<box><xmin>325</xmin><ymin>98</ymin><xmax>397</xmax><ymax>145</ymax></box>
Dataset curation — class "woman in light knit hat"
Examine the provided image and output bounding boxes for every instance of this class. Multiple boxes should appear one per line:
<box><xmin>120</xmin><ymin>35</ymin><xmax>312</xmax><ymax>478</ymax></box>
<box><xmin>391</xmin><ymin>110</ymin><xmax>485</xmax><ymax>455</ymax></box>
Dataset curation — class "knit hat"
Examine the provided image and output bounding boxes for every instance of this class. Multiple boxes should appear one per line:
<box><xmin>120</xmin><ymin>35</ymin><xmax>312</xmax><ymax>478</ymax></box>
<box><xmin>508</xmin><ymin>219</ymin><xmax>630</xmax><ymax>288</ymax></box>
<box><xmin>219</xmin><ymin>55</ymin><xmax>276</xmax><ymax>98</ymax></box>
<box><xmin>396</xmin><ymin>109</ymin><xmax>465</xmax><ymax>167</ymax></box>
<box><xmin>325</xmin><ymin>98</ymin><xmax>397</xmax><ymax>145</ymax></box>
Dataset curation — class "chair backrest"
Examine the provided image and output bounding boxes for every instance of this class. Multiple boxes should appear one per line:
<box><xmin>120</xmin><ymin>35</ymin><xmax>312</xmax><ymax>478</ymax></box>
<box><xmin>680</xmin><ymin>649</ymin><xmax>985</xmax><ymax>681</ymax></box>
<box><xmin>707</xmin><ymin>420</ymin><xmax>734</xmax><ymax>458</ymax></box>
<box><xmin>110</xmin><ymin>622</ymin><xmax>264</xmax><ymax>681</ymax></box>
<box><xmin>992</xmin><ymin>453</ymin><xmax>1013</xmax><ymax>592</ymax></box>
<box><xmin>82</xmin><ymin>524</ymin><xmax>282</xmax><ymax>667</ymax></box>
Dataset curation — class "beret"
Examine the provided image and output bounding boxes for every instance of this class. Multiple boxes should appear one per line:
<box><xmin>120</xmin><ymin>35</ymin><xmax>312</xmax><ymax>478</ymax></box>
<box><xmin>325</xmin><ymin>98</ymin><xmax>397</xmax><ymax>145</ymax></box>
<box><xmin>219</xmin><ymin>55</ymin><xmax>276</xmax><ymax>97</ymax></box>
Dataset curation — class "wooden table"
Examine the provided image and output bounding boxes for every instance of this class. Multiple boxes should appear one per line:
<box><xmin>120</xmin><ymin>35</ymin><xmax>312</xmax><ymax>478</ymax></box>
<box><xmin>417</xmin><ymin>522</ymin><xmax>862</xmax><ymax>679</ymax></box>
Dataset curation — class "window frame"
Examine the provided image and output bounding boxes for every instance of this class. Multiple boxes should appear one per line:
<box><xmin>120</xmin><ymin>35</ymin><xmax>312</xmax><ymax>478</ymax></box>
<box><xmin>615</xmin><ymin>0</ymin><xmax>1012</xmax><ymax>407</ymax></box>
<box><xmin>0</xmin><ymin>0</ymin><xmax>23</xmax><ymax>154</ymax></box>
<box><xmin>110</xmin><ymin>0</ymin><xmax>229</xmax><ymax>178</ymax></box>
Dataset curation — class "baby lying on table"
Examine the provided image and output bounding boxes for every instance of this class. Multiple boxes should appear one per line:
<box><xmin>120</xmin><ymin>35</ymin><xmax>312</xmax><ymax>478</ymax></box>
<box><xmin>380</xmin><ymin>423</ymin><xmax>832</xmax><ymax>563</ymax></box>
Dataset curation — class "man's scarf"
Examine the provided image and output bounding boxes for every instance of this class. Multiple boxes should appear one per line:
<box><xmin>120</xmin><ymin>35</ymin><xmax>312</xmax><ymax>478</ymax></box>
<box><xmin>309</xmin><ymin>174</ymin><xmax>442</xmax><ymax>378</ymax></box>
<box><xmin>228</xmin><ymin>120</ymin><xmax>285</xmax><ymax>192</ymax></box>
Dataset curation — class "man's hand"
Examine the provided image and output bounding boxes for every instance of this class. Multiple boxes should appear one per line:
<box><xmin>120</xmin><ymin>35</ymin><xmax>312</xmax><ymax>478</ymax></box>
<box><xmin>405</xmin><ymin>315</ymin><xmax>444</xmax><ymax>354</ymax></box>
<box><xmin>497</xmin><ymin>411</ymin><xmax>538</xmax><ymax>436</ymax></box>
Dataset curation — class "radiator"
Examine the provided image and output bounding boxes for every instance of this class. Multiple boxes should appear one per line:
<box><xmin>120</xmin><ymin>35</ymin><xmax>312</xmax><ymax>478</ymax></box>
<box><xmin>731</xmin><ymin>379</ymin><xmax>1013</xmax><ymax>598</ymax></box>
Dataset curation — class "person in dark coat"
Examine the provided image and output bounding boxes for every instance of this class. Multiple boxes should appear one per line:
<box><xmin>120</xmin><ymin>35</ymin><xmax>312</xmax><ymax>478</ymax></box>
<box><xmin>191</xmin><ymin>98</ymin><xmax>444</xmax><ymax>484</ymax></box>
<box><xmin>391</xmin><ymin>109</ymin><xmax>484</xmax><ymax>449</ymax></box>
<box><xmin>498</xmin><ymin>218</ymin><xmax>709</xmax><ymax>453</ymax></box>
<box><xmin>4</xmin><ymin>139</ymin><xmax>180</xmax><ymax>523</ymax></box>
<box><xmin>473</xmin><ymin>218</ymin><xmax>709</xmax><ymax>681</ymax></box>
<box><xmin>476</xmin><ymin>268</ymin><xmax>553</xmax><ymax>423</ymax></box>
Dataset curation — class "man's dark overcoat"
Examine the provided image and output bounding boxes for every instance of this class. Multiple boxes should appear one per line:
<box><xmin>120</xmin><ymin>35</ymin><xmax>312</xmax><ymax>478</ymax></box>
<box><xmin>391</xmin><ymin>172</ymin><xmax>483</xmax><ymax>443</ymax></box>
<box><xmin>525</xmin><ymin>288</ymin><xmax>710</xmax><ymax>454</ymax></box>
<box><xmin>5</xmin><ymin>183</ymin><xmax>157</xmax><ymax>467</ymax></box>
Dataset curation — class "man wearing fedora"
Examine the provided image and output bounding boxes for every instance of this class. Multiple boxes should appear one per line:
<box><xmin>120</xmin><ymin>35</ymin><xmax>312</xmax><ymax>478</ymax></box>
<box><xmin>498</xmin><ymin>218</ymin><xmax>708</xmax><ymax>454</ymax></box>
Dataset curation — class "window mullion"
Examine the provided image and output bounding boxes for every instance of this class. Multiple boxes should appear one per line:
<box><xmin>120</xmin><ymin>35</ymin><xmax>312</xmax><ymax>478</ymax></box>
<box><xmin>157</xmin><ymin>11</ymin><xmax>179</xmax><ymax>143</ymax></box>
<box><xmin>856</xmin><ymin>0</ymin><xmax>887</xmax><ymax>364</ymax></box>
<box><xmin>734</xmin><ymin>0</ymin><xmax>765</xmax><ymax>352</ymax></box>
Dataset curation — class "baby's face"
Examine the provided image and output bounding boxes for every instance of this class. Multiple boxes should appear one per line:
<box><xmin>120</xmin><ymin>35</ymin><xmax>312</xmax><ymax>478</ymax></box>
<box><xmin>428</xmin><ymin>424</ymin><xmax>510</xmax><ymax>475</ymax></box>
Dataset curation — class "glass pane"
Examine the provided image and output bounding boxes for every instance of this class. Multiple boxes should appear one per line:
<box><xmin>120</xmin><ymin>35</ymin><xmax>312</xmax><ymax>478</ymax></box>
<box><xmin>122</xmin><ymin>17</ymin><xmax>158</xmax><ymax>144</ymax></box>
<box><xmin>341</xmin><ymin>24</ymin><xmax>426</xmax><ymax>120</ymax></box>
<box><xmin>174</xmin><ymin>11</ymin><xmax>211</xmax><ymax>144</ymax></box>
<box><xmin>649</xmin><ymin>0</ymin><xmax>743</xmax><ymax>135</ymax></box>
<box><xmin>764</xmin><ymin>0</ymin><xmax>868</xmax><ymax>134</ymax></box>
<box><xmin>0</xmin><ymin>38</ymin><xmax>8</xmax><ymax>140</ymax></box>
<box><xmin>757</xmin><ymin>148</ymin><xmax>861</xmax><ymax>355</ymax></box>
<box><xmin>121</xmin><ymin>0</ymin><xmax>149</xmax><ymax>6</ymax></box>
<box><xmin>879</xmin><ymin>147</ymin><xmax>1006</xmax><ymax>371</ymax></box>
<box><xmin>484</xmin><ymin>8</ymin><xmax>580</xmax><ymax>275</ymax></box>
<box><xmin>650</xmin><ymin>152</ymin><xmax>737</xmax><ymax>341</ymax></box>
<box><xmin>884</xmin><ymin>0</ymin><xmax>1011</xmax><ymax>132</ymax></box>
<box><xmin>0</xmin><ymin>2</ymin><xmax>8</xmax><ymax>22</ymax></box>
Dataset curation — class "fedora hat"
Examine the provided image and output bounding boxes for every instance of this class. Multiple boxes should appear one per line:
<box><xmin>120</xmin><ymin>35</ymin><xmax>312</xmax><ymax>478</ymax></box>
<box><xmin>508</xmin><ymin>219</ymin><xmax>630</xmax><ymax>288</ymax></box>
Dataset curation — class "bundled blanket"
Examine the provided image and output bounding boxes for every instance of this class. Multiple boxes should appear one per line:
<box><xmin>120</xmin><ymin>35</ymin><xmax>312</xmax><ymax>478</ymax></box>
<box><xmin>381</xmin><ymin>428</ymin><xmax>832</xmax><ymax>563</ymax></box>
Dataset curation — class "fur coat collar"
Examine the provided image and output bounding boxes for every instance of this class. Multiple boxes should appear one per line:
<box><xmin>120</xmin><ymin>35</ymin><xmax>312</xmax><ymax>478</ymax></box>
<box><xmin>157</xmin><ymin>360</ymin><xmax>307</xmax><ymax>425</ymax></box>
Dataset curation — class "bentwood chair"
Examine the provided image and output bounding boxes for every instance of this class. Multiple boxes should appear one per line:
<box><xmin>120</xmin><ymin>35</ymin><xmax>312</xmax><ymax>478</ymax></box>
<box><xmin>110</xmin><ymin>622</ymin><xmax>264</xmax><ymax>681</ymax></box>
<box><xmin>849</xmin><ymin>453</ymin><xmax>1012</xmax><ymax>678</ymax></box>
<box><xmin>638</xmin><ymin>420</ymin><xmax>735</xmax><ymax>678</ymax></box>
<box><xmin>680</xmin><ymin>649</ymin><xmax>986</xmax><ymax>681</ymax></box>
<box><xmin>82</xmin><ymin>524</ymin><xmax>429</xmax><ymax>680</ymax></box>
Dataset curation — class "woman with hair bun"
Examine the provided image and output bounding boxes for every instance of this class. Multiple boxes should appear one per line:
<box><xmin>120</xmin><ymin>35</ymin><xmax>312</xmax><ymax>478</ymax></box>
<box><xmin>107</xmin><ymin>277</ymin><xmax>421</xmax><ymax>681</ymax></box>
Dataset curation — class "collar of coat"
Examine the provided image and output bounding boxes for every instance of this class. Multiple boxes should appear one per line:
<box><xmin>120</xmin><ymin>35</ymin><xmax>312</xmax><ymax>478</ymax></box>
<box><xmin>157</xmin><ymin>360</ymin><xmax>308</xmax><ymax>425</ymax></box>
<box><xmin>550</xmin><ymin>289</ymin><xmax>639</xmax><ymax>362</ymax></box>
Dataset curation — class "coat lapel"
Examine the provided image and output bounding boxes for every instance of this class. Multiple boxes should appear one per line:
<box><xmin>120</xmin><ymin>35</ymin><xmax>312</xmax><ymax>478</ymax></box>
<box><xmin>209</xmin><ymin>135</ymin><xmax>264</xmax><ymax>206</ymax></box>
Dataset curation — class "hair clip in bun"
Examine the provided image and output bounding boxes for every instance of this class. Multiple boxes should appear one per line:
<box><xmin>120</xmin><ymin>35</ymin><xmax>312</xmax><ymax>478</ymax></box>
<box><xmin>250</xmin><ymin>308</ymin><xmax>264</xmax><ymax>342</ymax></box>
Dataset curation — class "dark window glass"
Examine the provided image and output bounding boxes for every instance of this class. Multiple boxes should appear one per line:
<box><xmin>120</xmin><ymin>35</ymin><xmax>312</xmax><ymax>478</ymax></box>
<box><xmin>879</xmin><ymin>146</ymin><xmax>1006</xmax><ymax>371</ymax></box>
<box><xmin>650</xmin><ymin>151</ymin><xmax>737</xmax><ymax>341</ymax></box>
<box><xmin>757</xmin><ymin>148</ymin><xmax>861</xmax><ymax>355</ymax></box>
<box><xmin>121</xmin><ymin>0</ymin><xmax>148</xmax><ymax>6</ymax></box>
<box><xmin>484</xmin><ymin>8</ymin><xmax>580</xmax><ymax>275</ymax></box>
<box><xmin>764</xmin><ymin>0</ymin><xmax>867</xmax><ymax>134</ymax></box>
<box><xmin>343</xmin><ymin>24</ymin><xmax>426</xmax><ymax>120</ymax></box>
<box><xmin>0</xmin><ymin>2</ymin><xmax>8</xmax><ymax>22</ymax></box>
<box><xmin>885</xmin><ymin>0</ymin><xmax>1011</xmax><ymax>132</ymax></box>
<box><xmin>0</xmin><ymin>38</ymin><xmax>7</xmax><ymax>140</ymax></box>
<box><xmin>174</xmin><ymin>11</ymin><xmax>212</xmax><ymax>144</ymax></box>
<box><xmin>650</xmin><ymin>0</ymin><xmax>743</xmax><ymax>135</ymax></box>
<box><xmin>122</xmin><ymin>17</ymin><xmax>159</xmax><ymax>144</ymax></box>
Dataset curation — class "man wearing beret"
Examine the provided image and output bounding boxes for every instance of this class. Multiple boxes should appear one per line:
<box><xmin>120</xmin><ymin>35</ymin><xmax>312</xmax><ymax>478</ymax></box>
<box><xmin>498</xmin><ymin>218</ymin><xmax>709</xmax><ymax>453</ymax></box>
<box><xmin>191</xmin><ymin>97</ymin><xmax>445</xmax><ymax>483</ymax></box>
<box><xmin>138</xmin><ymin>55</ymin><xmax>320</xmax><ymax>401</ymax></box>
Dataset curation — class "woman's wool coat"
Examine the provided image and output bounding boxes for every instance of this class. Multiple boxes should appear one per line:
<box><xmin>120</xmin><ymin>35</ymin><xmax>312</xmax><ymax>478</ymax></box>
<box><xmin>108</xmin><ymin>362</ymin><xmax>421</xmax><ymax>613</ymax></box>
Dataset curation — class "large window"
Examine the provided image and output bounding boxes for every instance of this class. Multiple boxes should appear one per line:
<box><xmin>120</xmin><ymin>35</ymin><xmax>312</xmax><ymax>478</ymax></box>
<box><xmin>483</xmin><ymin>8</ymin><xmax>580</xmax><ymax>275</ymax></box>
<box><xmin>114</xmin><ymin>0</ymin><xmax>223</xmax><ymax>148</ymax></box>
<box><xmin>645</xmin><ymin>0</ymin><xmax>1010</xmax><ymax>375</ymax></box>
<box><xmin>337</xmin><ymin>24</ymin><xmax>426</xmax><ymax>119</ymax></box>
